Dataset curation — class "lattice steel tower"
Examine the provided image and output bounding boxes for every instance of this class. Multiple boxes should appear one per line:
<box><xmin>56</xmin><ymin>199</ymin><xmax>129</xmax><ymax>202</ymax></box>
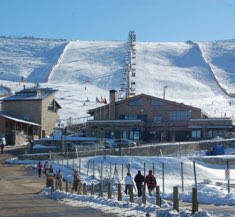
<box><xmin>120</xmin><ymin>31</ymin><xmax>136</xmax><ymax>99</ymax></box>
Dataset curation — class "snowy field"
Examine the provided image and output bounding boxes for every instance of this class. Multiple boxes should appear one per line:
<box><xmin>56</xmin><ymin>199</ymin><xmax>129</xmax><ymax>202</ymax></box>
<box><xmin>6</xmin><ymin>151</ymin><xmax>235</xmax><ymax>217</ymax></box>
<box><xmin>0</xmin><ymin>37</ymin><xmax>235</xmax><ymax>121</ymax></box>
<box><xmin>1</xmin><ymin>36</ymin><xmax>235</xmax><ymax>216</ymax></box>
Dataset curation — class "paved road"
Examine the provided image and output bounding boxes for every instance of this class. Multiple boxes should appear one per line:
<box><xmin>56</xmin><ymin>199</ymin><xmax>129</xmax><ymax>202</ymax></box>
<box><xmin>0</xmin><ymin>152</ymin><xmax>120</xmax><ymax>217</ymax></box>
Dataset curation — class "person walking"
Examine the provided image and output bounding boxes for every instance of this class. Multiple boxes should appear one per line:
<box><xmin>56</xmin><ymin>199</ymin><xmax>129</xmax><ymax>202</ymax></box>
<box><xmin>124</xmin><ymin>172</ymin><xmax>134</xmax><ymax>195</ymax></box>
<box><xmin>37</xmin><ymin>161</ymin><xmax>42</xmax><ymax>177</ymax></box>
<box><xmin>0</xmin><ymin>137</ymin><xmax>6</xmax><ymax>154</ymax></box>
<box><xmin>134</xmin><ymin>170</ymin><xmax>145</xmax><ymax>197</ymax></box>
<box><xmin>43</xmin><ymin>161</ymin><xmax>49</xmax><ymax>175</ymax></box>
<box><xmin>72</xmin><ymin>170</ymin><xmax>80</xmax><ymax>192</ymax></box>
<box><xmin>0</xmin><ymin>142</ymin><xmax>4</xmax><ymax>154</ymax></box>
<box><xmin>49</xmin><ymin>165</ymin><xmax>54</xmax><ymax>173</ymax></box>
<box><xmin>46</xmin><ymin>169</ymin><xmax>54</xmax><ymax>189</ymax></box>
<box><xmin>144</xmin><ymin>170</ymin><xmax>157</xmax><ymax>196</ymax></box>
<box><xmin>55</xmin><ymin>170</ymin><xmax>64</xmax><ymax>190</ymax></box>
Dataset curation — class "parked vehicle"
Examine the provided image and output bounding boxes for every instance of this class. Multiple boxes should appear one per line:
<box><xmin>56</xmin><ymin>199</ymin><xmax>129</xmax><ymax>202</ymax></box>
<box><xmin>104</xmin><ymin>138</ymin><xmax>136</xmax><ymax>149</ymax></box>
<box><xmin>65</xmin><ymin>142</ymin><xmax>78</xmax><ymax>151</ymax></box>
<box><xmin>113</xmin><ymin>139</ymin><xmax>136</xmax><ymax>148</ymax></box>
<box><xmin>104</xmin><ymin>139</ymin><xmax>117</xmax><ymax>149</ymax></box>
<box><xmin>79</xmin><ymin>141</ymin><xmax>104</xmax><ymax>149</ymax></box>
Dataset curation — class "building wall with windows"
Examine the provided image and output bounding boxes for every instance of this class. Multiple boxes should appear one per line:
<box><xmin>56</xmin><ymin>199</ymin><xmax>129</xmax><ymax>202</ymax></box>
<box><xmin>0</xmin><ymin>87</ymin><xmax>61</xmax><ymax>139</ymax></box>
<box><xmin>86</xmin><ymin>90</ymin><xmax>226</xmax><ymax>142</ymax></box>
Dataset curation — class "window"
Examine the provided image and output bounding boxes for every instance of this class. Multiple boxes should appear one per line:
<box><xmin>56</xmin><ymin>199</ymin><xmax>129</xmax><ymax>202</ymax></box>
<box><xmin>128</xmin><ymin>99</ymin><xmax>142</xmax><ymax>106</ymax></box>
<box><xmin>48</xmin><ymin>100</ymin><xmax>54</xmax><ymax>112</ymax></box>
<box><xmin>192</xmin><ymin>130</ymin><xmax>201</xmax><ymax>138</ymax></box>
<box><xmin>130</xmin><ymin>131</ymin><xmax>140</xmax><ymax>140</ymax></box>
<box><xmin>151</xmin><ymin>99</ymin><xmax>164</xmax><ymax>106</ymax></box>
<box><xmin>120</xmin><ymin>114</ymin><xmax>146</xmax><ymax>121</ymax></box>
<box><xmin>123</xmin><ymin>114</ymin><xmax>138</xmax><ymax>120</ymax></box>
<box><xmin>169</xmin><ymin>111</ymin><xmax>191</xmax><ymax>121</ymax></box>
<box><xmin>153</xmin><ymin>116</ymin><xmax>161</xmax><ymax>124</ymax></box>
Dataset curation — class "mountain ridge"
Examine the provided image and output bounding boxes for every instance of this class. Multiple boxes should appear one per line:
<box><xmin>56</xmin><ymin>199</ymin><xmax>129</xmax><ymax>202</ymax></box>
<box><xmin>0</xmin><ymin>36</ymin><xmax>234</xmax><ymax>120</ymax></box>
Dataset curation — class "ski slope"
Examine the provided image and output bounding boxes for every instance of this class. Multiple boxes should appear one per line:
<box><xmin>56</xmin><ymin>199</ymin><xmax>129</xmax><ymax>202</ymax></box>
<box><xmin>0</xmin><ymin>36</ymin><xmax>235</xmax><ymax>120</ymax></box>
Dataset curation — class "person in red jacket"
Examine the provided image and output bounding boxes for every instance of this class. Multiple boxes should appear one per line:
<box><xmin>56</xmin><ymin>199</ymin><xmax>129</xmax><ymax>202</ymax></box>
<box><xmin>144</xmin><ymin>170</ymin><xmax>157</xmax><ymax>196</ymax></box>
<box><xmin>37</xmin><ymin>162</ymin><xmax>42</xmax><ymax>177</ymax></box>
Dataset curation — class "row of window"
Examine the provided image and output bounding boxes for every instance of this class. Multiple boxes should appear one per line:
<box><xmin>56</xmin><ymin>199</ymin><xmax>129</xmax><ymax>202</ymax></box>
<box><xmin>120</xmin><ymin>110</ymin><xmax>191</xmax><ymax>123</ymax></box>
<box><xmin>128</xmin><ymin>99</ymin><xmax>164</xmax><ymax>106</ymax></box>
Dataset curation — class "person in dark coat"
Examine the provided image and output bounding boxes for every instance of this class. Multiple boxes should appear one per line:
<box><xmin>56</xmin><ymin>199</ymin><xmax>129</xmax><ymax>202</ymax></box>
<box><xmin>144</xmin><ymin>170</ymin><xmax>157</xmax><ymax>196</ymax></box>
<box><xmin>0</xmin><ymin>142</ymin><xmax>4</xmax><ymax>154</ymax></box>
<box><xmin>134</xmin><ymin>170</ymin><xmax>145</xmax><ymax>197</ymax></box>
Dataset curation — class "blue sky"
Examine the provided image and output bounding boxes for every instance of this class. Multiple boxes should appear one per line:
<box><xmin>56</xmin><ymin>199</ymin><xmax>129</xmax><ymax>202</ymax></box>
<box><xmin>0</xmin><ymin>0</ymin><xmax>235</xmax><ymax>42</ymax></box>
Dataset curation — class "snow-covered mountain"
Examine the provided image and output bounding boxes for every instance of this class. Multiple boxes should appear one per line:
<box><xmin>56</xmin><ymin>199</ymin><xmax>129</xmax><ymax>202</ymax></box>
<box><xmin>0</xmin><ymin>36</ymin><xmax>235</xmax><ymax>121</ymax></box>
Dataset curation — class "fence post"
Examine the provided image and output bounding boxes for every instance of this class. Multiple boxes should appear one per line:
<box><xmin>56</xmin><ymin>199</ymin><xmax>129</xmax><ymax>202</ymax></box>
<box><xmin>156</xmin><ymin>185</ymin><xmax>161</xmax><ymax>207</ymax></box>
<box><xmin>173</xmin><ymin>186</ymin><xmax>179</xmax><ymax>212</ymax></box>
<box><xmin>99</xmin><ymin>182</ymin><xmax>103</xmax><ymax>197</ymax></box>
<box><xmin>67</xmin><ymin>153</ymin><xmax>69</xmax><ymax>168</ymax></box>
<box><xmin>101</xmin><ymin>161</ymin><xmax>103</xmax><ymax>181</ymax></box>
<box><xmin>92</xmin><ymin>160</ymin><xmax>95</xmax><ymax>178</ymax></box>
<box><xmin>142</xmin><ymin>184</ymin><xmax>146</xmax><ymax>204</ymax></box>
<box><xmin>91</xmin><ymin>183</ymin><xmax>95</xmax><ymax>195</ymax></box>
<box><xmin>181</xmin><ymin>162</ymin><xmax>184</xmax><ymax>192</ymax></box>
<box><xmin>87</xmin><ymin>160</ymin><xmax>90</xmax><ymax>176</ymax></box>
<box><xmin>77</xmin><ymin>182</ymin><xmax>82</xmax><ymax>194</ymax></box>
<box><xmin>55</xmin><ymin>180</ymin><xmax>58</xmax><ymax>190</ymax></box>
<box><xmin>162</xmin><ymin>162</ymin><xmax>165</xmax><ymax>193</ymax></box>
<box><xmin>108</xmin><ymin>182</ymin><xmax>112</xmax><ymax>199</ymax></box>
<box><xmin>117</xmin><ymin>183</ymin><xmax>122</xmax><ymax>201</ymax></box>
<box><xmin>66</xmin><ymin>181</ymin><xmax>68</xmax><ymax>192</ymax></box>
<box><xmin>109</xmin><ymin>163</ymin><xmax>112</xmax><ymax>181</ymax></box>
<box><xmin>192</xmin><ymin>187</ymin><xmax>198</xmax><ymax>214</ymax></box>
<box><xmin>227</xmin><ymin>159</ymin><xmax>230</xmax><ymax>193</ymax></box>
<box><xmin>79</xmin><ymin>158</ymin><xmax>81</xmax><ymax>173</ymax></box>
<box><xmin>193</xmin><ymin>161</ymin><xmax>197</xmax><ymax>188</ymax></box>
<box><xmin>83</xmin><ymin>183</ymin><xmax>87</xmax><ymax>195</ymax></box>
<box><xmin>129</xmin><ymin>185</ymin><xmax>134</xmax><ymax>203</ymax></box>
<box><xmin>122</xmin><ymin>164</ymin><xmax>124</xmax><ymax>180</ymax></box>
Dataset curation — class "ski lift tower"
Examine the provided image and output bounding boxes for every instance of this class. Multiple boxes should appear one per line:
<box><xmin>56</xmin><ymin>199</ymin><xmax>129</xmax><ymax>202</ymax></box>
<box><xmin>120</xmin><ymin>31</ymin><xmax>136</xmax><ymax>99</ymax></box>
<box><xmin>128</xmin><ymin>31</ymin><xmax>136</xmax><ymax>97</ymax></box>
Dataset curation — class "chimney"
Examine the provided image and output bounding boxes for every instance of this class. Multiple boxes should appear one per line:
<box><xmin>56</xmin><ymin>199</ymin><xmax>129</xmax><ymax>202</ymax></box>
<box><xmin>109</xmin><ymin>90</ymin><xmax>117</xmax><ymax>120</ymax></box>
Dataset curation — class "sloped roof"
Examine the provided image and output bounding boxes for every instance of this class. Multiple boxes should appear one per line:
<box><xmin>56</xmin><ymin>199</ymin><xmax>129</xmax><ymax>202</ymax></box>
<box><xmin>0</xmin><ymin>113</ymin><xmax>40</xmax><ymax>126</ymax></box>
<box><xmin>88</xmin><ymin>93</ymin><xmax>202</xmax><ymax>114</ymax></box>
<box><xmin>1</xmin><ymin>87</ymin><xmax>58</xmax><ymax>101</ymax></box>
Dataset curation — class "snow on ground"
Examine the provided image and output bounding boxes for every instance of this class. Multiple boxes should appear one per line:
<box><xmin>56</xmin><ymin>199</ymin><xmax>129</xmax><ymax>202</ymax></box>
<box><xmin>5</xmin><ymin>149</ymin><xmax>235</xmax><ymax>217</ymax></box>
<box><xmin>0</xmin><ymin>37</ymin><xmax>235</xmax><ymax>120</ymax></box>
<box><xmin>1</xmin><ymin>36</ymin><xmax>235</xmax><ymax>216</ymax></box>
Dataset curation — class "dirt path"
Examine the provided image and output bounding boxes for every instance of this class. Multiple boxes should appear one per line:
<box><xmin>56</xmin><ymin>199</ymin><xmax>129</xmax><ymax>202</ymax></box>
<box><xmin>0</xmin><ymin>151</ymin><xmax>119</xmax><ymax>217</ymax></box>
